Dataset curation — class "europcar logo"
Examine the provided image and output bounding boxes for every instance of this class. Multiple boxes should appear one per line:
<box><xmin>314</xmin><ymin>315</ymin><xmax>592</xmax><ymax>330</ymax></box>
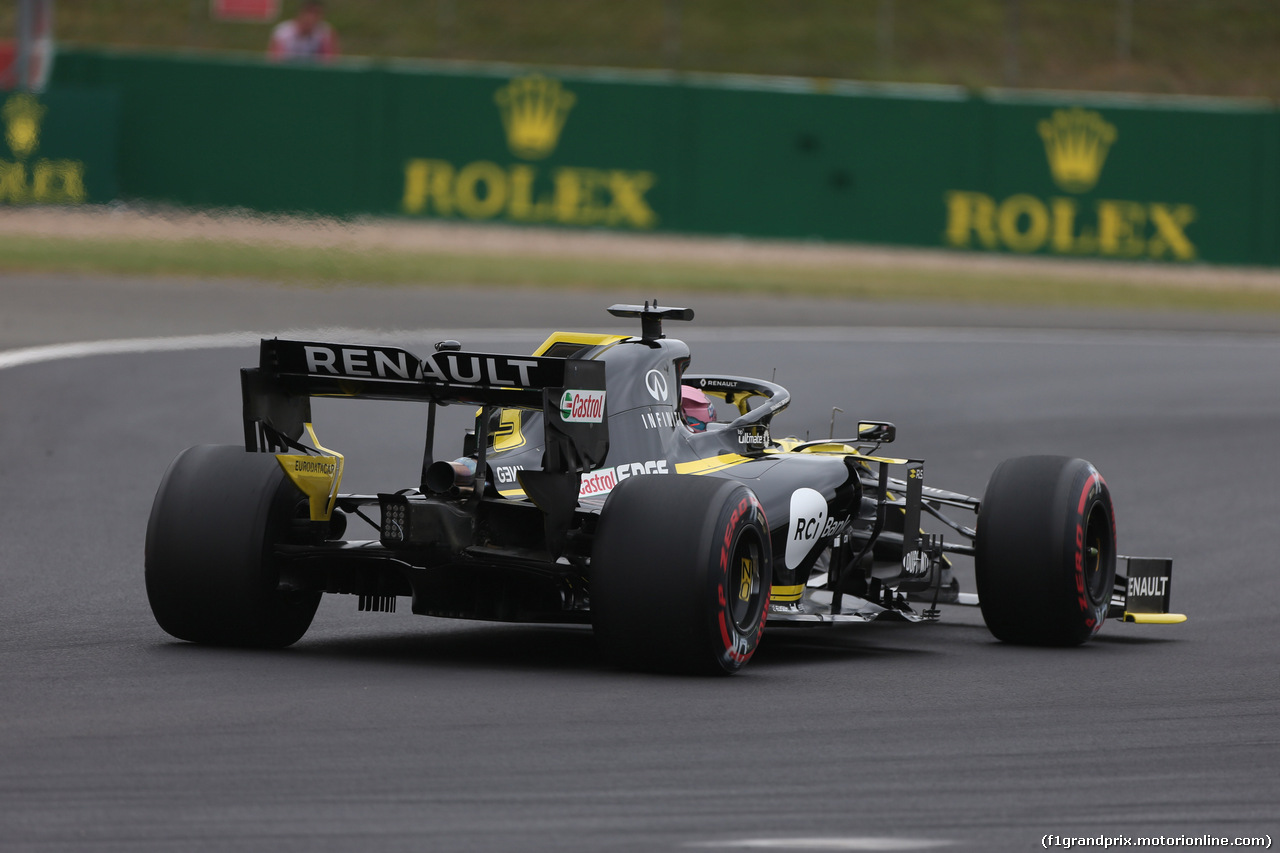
<box><xmin>944</xmin><ymin>107</ymin><xmax>1197</xmax><ymax>261</ymax></box>
<box><xmin>0</xmin><ymin>93</ymin><xmax>86</xmax><ymax>205</ymax></box>
<box><xmin>402</xmin><ymin>74</ymin><xmax>658</xmax><ymax>229</ymax></box>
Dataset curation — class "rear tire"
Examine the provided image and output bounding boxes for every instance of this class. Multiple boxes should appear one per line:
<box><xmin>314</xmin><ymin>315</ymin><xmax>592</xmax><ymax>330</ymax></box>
<box><xmin>145</xmin><ymin>445</ymin><xmax>320</xmax><ymax>648</ymax></box>
<box><xmin>975</xmin><ymin>455</ymin><xmax>1115</xmax><ymax>646</ymax></box>
<box><xmin>591</xmin><ymin>475</ymin><xmax>771</xmax><ymax>674</ymax></box>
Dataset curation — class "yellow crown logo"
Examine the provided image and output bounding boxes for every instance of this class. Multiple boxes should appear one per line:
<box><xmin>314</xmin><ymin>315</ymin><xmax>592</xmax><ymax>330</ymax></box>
<box><xmin>1038</xmin><ymin>107</ymin><xmax>1117</xmax><ymax>194</ymax></box>
<box><xmin>3</xmin><ymin>93</ymin><xmax>45</xmax><ymax>160</ymax></box>
<box><xmin>494</xmin><ymin>75</ymin><xmax>576</xmax><ymax>160</ymax></box>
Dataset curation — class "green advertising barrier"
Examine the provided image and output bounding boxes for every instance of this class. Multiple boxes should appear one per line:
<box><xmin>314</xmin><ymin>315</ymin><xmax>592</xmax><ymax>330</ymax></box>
<box><xmin>944</xmin><ymin>92</ymin><xmax>1280</xmax><ymax>265</ymax></box>
<box><xmin>680</xmin><ymin>81</ymin><xmax>972</xmax><ymax>243</ymax></box>
<box><xmin>52</xmin><ymin>50</ymin><xmax>385</xmax><ymax>214</ymax></box>
<box><xmin>0</xmin><ymin>87</ymin><xmax>117</xmax><ymax>205</ymax></box>
<box><xmin>50</xmin><ymin>48</ymin><xmax>1280</xmax><ymax>266</ymax></box>
<box><xmin>385</xmin><ymin>67</ymin><xmax>681</xmax><ymax>231</ymax></box>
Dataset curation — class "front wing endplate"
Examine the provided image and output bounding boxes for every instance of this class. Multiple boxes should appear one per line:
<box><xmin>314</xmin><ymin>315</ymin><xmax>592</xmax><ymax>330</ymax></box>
<box><xmin>1111</xmin><ymin>556</ymin><xmax>1187</xmax><ymax>624</ymax></box>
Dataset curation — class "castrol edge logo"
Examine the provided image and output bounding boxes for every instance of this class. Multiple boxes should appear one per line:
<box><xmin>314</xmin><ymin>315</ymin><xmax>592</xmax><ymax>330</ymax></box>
<box><xmin>559</xmin><ymin>389</ymin><xmax>606</xmax><ymax>423</ymax></box>
<box><xmin>579</xmin><ymin>459</ymin><xmax>669</xmax><ymax>499</ymax></box>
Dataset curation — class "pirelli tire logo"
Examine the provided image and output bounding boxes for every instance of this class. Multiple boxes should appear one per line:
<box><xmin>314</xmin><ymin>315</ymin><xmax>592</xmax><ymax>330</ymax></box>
<box><xmin>944</xmin><ymin>107</ymin><xmax>1197</xmax><ymax>262</ymax></box>
<box><xmin>402</xmin><ymin>74</ymin><xmax>657</xmax><ymax>229</ymax></box>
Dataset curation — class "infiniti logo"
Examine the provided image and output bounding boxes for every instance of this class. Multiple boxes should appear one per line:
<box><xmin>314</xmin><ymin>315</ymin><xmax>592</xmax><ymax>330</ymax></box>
<box><xmin>645</xmin><ymin>369</ymin><xmax>668</xmax><ymax>402</ymax></box>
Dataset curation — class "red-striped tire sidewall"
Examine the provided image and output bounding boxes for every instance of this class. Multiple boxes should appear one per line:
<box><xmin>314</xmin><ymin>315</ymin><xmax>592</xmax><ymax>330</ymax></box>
<box><xmin>1065</xmin><ymin>463</ymin><xmax>1115</xmax><ymax>640</ymax></box>
<box><xmin>710</xmin><ymin>490</ymin><xmax>770</xmax><ymax>672</ymax></box>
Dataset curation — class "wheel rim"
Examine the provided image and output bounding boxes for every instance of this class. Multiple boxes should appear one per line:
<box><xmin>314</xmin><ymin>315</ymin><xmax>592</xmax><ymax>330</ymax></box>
<box><xmin>1083</xmin><ymin>503</ymin><xmax>1112</xmax><ymax>605</ymax></box>
<box><xmin>727</xmin><ymin>528</ymin><xmax>765</xmax><ymax>632</ymax></box>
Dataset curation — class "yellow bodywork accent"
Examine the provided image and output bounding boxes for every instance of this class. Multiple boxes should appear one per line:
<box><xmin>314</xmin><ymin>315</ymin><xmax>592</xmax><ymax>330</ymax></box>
<box><xmin>851</xmin><ymin>452</ymin><xmax>911</xmax><ymax>465</ymax></box>
<box><xmin>532</xmin><ymin>331</ymin><xmax>628</xmax><ymax>355</ymax></box>
<box><xmin>770</xmin><ymin>584</ymin><xmax>805</xmax><ymax>602</ymax></box>
<box><xmin>675</xmin><ymin>454</ymin><xmax>752</xmax><ymax>475</ymax></box>
<box><xmin>1123</xmin><ymin>612</ymin><xmax>1188</xmax><ymax>624</ymax></box>
<box><xmin>492</xmin><ymin>408</ymin><xmax>527</xmax><ymax>452</ymax></box>
<box><xmin>275</xmin><ymin>423</ymin><xmax>345</xmax><ymax>522</ymax></box>
<box><xmin>799</xmin><ymin>442</ymin><xmax>859</xmax><ymax>455</ymax></box>
<box><xmin>767</xmin><ymin>438</ymin><xmax>908</xmax><ymax>466</ymax></box>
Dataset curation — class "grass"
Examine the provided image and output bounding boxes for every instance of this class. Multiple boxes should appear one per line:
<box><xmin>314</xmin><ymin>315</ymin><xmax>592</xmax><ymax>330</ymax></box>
<box><xmin>4</xmin><ymin>231</ymin><xmax>1279</xmax><ymax>315</ymax></box>
<box><xmin>7</xmin><ymin>0</ymin><xmax>1280</xmax><ymax>99</ymax></box>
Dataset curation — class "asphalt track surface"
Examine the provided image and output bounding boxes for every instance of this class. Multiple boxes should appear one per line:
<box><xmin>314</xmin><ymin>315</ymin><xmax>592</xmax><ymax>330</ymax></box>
<box><xmin>2</xmin><ymin>276</ymin><xmax>1278</xmax><ymax>852</ymax></box>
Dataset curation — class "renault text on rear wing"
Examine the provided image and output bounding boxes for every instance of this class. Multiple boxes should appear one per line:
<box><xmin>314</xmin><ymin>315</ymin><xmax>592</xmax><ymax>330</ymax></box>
<box><xmin>260</xmin><ymin>339</ymin><xmax>572</xmax><ymax>407</ymax></box>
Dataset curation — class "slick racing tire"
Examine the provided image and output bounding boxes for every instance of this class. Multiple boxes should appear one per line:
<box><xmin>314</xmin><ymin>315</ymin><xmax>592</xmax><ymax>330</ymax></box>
<box><xmin>591</xmin><ymin>475</ymin><xmax>771</xmax><ymax>675</ymax></box>
<box><xmin>145</xmin><ymin>445</ymin><xmax>320</xmax><ymax>648</ymax></box>
<box><xmin>975</xmin><ymin>456</ymin><xmax>1116</xmax><ymax>646</ymax></box>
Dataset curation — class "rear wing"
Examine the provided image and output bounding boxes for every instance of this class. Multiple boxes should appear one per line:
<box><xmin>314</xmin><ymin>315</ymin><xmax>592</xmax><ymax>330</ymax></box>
<box><xmin>241</xmin><ymin>338</ymin><xmax>609</xmax><ymax>480</ymax></box>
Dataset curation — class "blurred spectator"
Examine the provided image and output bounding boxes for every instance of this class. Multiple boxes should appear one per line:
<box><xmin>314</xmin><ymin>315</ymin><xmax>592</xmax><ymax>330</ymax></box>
<box><xmin>268</xmin><ymin>1</ymin><xmax>339</xmax><ymax>62</ymax></box>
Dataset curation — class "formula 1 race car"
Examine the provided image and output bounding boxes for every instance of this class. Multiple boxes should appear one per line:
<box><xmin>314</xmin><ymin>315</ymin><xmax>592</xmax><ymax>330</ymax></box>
<box><xmin>145</xmin><ymin>304</ymin><xmax>1184</xmax><ymax>674</ymax></box>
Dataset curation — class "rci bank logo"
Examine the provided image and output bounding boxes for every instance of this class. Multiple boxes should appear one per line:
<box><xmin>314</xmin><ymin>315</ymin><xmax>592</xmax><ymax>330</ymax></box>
<box><xmin>944</xmin><ymin>107</ymin><xmax>1196</xmax><ymax>261</ymax></box>
<box><xmin>0</xmin><ymin>93</ymin><xmax>87</xmax><ymax>204</ymax></box>
<box><xmin>402</xmin><ymin>74</ymin><xmax>657</xmax><ymax>229</ymax></box>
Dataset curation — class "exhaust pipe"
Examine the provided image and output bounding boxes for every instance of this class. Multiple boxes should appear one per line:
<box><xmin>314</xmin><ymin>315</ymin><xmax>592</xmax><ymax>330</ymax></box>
<box><xmin>424</xmin><ymin>459</ymin><xmax>477</xmax><ymax>497</ymax></box>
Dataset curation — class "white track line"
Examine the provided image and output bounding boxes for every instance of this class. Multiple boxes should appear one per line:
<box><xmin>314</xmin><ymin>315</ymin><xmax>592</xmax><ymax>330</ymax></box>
<box><xmin>0</xmin><ymin>328</ymin><xmax>538</xmax><ymax>372</ymax></box>
<box><xmin>2</xmin><ymin>325</ymin><xmax>1277</xmax><ymax>373</ymax></box>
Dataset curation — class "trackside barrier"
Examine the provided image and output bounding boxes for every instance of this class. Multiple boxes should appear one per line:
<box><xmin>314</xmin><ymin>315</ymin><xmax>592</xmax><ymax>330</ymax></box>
<box><xmin>0</xmin><ymin>87</ymin><xmax>117</xmax><ymax>204</ymax></box>
<box><xmin>44</xmin><ymin>48</ymin><xmax>1280</xmax><ymax>266</ymax></box>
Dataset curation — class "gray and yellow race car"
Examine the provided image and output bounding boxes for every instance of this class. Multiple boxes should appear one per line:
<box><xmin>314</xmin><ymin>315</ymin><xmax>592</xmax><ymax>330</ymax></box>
<box><xmin>145</xmin><ymin>303</ymin><xmax>1184</xmax><ymax>674</ymax></box>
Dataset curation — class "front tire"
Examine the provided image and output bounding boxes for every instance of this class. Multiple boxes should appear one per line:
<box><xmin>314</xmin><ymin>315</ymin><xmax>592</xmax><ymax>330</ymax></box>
<box><xmin>145</xmin><ymin>445</ymin><xmax>320</xmax><ymax>648</ymax></box>
<box><xmin>975</xmin><ymin>455</ymin><xmax>1116</xmax><ymax>646</ymax></box>
<box><xmin>591</xmin><ymin>475</ymin><xmax>771</xmax><ymax>674</ymax></box>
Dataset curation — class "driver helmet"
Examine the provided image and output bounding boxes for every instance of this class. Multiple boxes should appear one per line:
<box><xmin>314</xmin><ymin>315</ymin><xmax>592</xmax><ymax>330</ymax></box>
<box><xmin>681</xmin><ymin>385</ymin><xmax>717</xmax><ymax>432</ymax></box>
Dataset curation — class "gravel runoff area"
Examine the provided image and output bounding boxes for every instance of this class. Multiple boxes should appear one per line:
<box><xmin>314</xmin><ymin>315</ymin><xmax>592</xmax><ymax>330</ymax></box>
<box><xmin>5</xmin><ymin>205</ymin><xmax>1280</xmax><ymax>351</ymax></box>
<box><xmin>6</xmin><ymin>204</ymin><xmax>1280</xmax><ymax>292</ymax></box>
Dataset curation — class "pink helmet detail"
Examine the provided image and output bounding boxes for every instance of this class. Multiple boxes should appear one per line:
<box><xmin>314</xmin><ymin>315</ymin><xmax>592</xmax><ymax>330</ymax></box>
<box><xmin>681</xmin><ymin>385</ymin><xmax>717</xmax><ymax>431</ymax></box>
